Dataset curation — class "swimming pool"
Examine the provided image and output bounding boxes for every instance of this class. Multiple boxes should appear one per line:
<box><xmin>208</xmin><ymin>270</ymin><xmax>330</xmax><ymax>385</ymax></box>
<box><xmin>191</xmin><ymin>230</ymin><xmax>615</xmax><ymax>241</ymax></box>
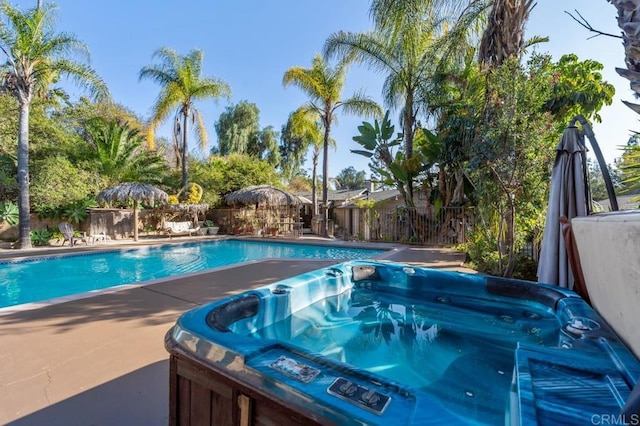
<box><xmin>0</xmin><ymin>240</ymin><xmax>386</xmax><ymax>309</ymax></box>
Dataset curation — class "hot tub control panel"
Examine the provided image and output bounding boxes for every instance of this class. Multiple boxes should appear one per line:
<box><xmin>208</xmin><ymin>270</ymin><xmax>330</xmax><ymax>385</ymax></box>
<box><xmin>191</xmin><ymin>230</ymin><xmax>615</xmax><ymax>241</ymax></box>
<box><xmin>327</xmin><ymin>377</ymin><xmax>391</xmax><ymax>415</ymax></box>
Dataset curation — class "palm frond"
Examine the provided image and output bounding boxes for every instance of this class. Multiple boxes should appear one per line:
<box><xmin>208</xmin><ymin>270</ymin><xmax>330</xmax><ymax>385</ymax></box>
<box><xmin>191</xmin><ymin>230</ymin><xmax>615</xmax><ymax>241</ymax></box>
<box><xmin>337</xmin><ymin>92</ymin><xmax>383</xmax><ymax>118</ymax></box>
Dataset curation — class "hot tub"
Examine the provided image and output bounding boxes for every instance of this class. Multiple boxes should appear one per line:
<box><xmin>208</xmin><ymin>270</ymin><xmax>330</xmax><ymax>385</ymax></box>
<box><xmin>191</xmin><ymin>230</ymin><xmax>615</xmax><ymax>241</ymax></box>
<box><xmin>165</xmin><ymin>261</ymin><xmax>640</xmax><ymax>425</ymax></box>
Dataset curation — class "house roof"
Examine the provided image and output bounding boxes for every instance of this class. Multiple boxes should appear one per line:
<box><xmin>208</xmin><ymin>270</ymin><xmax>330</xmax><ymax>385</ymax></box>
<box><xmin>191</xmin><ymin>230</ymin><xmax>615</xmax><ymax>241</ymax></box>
<box><xmin>298</xmin><ymin>189</ymin><xmax>366</xmax><ymax>204</ymax></box>
<box><xmin>596</xmin><ymin>194</ymin><xmax>639</xmax><ymax>212</ymax></box>
<box><xmin>336</xmin><ymin>189</ymin><xmax>401</xmax><ymax>208</ymax></box>
<box><xmin>298</xmin><ymin>187</ymin><xmax>402</xmax><ymax>208</ymax></box>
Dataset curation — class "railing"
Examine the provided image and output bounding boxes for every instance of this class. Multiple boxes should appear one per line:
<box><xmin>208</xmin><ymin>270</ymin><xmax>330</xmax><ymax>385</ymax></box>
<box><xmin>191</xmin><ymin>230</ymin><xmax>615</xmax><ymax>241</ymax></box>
<box><xmin>208</xmin><ymin>206</ymin><xmax>474</xmax><ymax>245</ymax></box>
<box><xmin>339</xmin><ymin>206</ymin><xmax>475</xmax><ymax>245</ymax></box>
<box><xmin>208</xmin><ymin>208</ymin><xmax>302</xmax><ymax>238</ymax></box>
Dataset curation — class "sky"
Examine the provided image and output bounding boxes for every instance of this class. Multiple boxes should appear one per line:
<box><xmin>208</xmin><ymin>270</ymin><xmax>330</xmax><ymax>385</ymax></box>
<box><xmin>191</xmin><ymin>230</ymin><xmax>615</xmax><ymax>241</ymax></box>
<box><xmin>10</xmin><ymin>0</ymin><xmax>639</xmax><ymax>178</ymax></box>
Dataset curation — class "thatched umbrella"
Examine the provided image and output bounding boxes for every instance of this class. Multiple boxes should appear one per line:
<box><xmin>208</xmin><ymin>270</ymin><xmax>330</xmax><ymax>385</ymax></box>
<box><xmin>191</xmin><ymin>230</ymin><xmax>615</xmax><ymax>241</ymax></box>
<box><xmin>225</xmin><ymin>185</ymin><xmax>303</xmax><ymax>234</ymax></box>
<box><xmin>97</xmin><ymin>183</ymin><xmax>169</xmax><ymax>241</ymax></box>
<box><xmin>224</xmin><ymin>185</ymin><xmax>302</xmax><ymax>207</ymax></box>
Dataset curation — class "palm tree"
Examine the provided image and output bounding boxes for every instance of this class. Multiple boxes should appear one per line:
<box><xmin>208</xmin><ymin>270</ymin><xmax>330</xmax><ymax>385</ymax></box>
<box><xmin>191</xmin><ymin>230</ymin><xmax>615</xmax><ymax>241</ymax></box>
<box><xmin>324</xmin><ymin>2</ymin><xmax>485</xmax><ymax>207</ymax></box>
<box><xmin>84</xmin><ymin>117</ymin><xmax>169</xmax><ymax>185</ymax></box>
<box><xmin>288</xmin><ymin>107</ymin><xmax>333</xmax><ymax>216</ymax></box>
<box><xmin>0</xmin><ymin>2</ymin><xmax>108</xmax><ymax>249</ymax></box>
<box><xmin>282</xmin><ymin>55</ymin><xmax>382</xmax><ymax>237</ymax></box>
<box><xmin>609</xmin><ymin>0</ymin><xmax>640</xmax><ymax>114</ymax></box>
<box><xmin>283</xmin><ymin>55</ymin><xmax>381</xmax><ymax>236</ymax></box>
<box><xmin>139</xmin><ymin>47</ymin><xmax>230</xmax><ymax>196</ymax></box>
<box><xmin>477</xmin><ymin>0</ymin><xmax>534</xmax><ymax>70</ymax></box>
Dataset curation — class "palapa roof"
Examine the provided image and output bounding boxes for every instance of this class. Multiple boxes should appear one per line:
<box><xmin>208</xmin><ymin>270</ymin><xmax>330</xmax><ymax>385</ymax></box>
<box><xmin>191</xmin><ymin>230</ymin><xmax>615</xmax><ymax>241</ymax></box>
<box><xmin>225</xmin><ymin>185</ymin><xmax>302</xmax><ymax>207</ymax></box>
<box><xmin>97</xmin><ymin>182</ymin><xmax>169</xmax><ymax>205</ymax></box>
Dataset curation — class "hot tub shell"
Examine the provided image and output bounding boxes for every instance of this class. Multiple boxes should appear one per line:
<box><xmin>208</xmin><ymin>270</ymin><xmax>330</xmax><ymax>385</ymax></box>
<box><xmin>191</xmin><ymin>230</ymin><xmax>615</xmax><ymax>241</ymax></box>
<box><xmin>165</xmin><ymin>261</ymin><xmax>640</xmax><ymax>425</ymax></box>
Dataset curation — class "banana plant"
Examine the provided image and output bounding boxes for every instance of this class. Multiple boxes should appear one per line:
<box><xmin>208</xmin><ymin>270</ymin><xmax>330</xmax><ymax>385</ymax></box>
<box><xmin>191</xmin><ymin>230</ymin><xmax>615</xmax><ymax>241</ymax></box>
<box><xmin>352</xmin><ymin>110</ymin><xmax>441</xmax><ymax>208</ymax></box>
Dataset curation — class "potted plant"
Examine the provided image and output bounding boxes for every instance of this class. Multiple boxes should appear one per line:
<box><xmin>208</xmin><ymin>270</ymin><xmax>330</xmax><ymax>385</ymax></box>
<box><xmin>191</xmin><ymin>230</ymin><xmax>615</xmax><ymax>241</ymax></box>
<box><xmin>204</xmin><ymin>220</ymin><xmax>219</xmax><ymax>235</ymax></box>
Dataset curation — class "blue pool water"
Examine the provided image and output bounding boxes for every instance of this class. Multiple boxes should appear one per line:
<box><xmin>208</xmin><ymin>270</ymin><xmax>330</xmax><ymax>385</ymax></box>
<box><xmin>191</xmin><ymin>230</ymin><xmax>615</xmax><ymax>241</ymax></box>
<box><xmin>0</xmin><ymin>240</ymin><xmax>385</xmax><ymax>309</ymax></box>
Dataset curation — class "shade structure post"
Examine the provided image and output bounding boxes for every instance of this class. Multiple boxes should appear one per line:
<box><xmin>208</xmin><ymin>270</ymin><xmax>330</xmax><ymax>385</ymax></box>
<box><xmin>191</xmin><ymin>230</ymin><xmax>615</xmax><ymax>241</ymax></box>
<box><xmin>133</xmin><ymin>200</ymin><xmax>139</xmax><ymax>241</ymax></box>
<box><xmin>97</xmin><ymin>183</ymin><xmax>169</xmax><ymax>241</ymax></box>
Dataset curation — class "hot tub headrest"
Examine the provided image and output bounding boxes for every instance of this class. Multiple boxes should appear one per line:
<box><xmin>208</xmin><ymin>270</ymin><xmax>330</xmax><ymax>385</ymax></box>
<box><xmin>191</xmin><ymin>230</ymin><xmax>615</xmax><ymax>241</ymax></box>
<box><xmin>485</xmin><ymin>276</ymin><xmax>565</xmax><ymax>308</ymax></box>
<box><xmin>207</xmin><ymin>294</ymin><xmax>260</xmax><ymax>332</ymax></box>
<box><xmin>352</xmin><ymin>265</ymin><xmax>381</xmax><ymax>282</ymax></box>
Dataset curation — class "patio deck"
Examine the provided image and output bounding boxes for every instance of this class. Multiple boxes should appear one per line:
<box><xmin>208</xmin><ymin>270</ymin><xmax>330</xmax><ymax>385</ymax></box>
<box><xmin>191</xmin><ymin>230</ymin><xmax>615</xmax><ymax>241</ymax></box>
<box><xmin>0</xmin><ymin>238</ymin><xmax>470</xmax><ymax>425</ymax></box>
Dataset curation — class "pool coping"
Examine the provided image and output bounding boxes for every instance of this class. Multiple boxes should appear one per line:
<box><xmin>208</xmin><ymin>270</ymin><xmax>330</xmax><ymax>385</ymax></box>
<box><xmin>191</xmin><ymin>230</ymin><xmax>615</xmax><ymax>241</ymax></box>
<box><xmin>0</xmin><ymin>238</ymin><xmax>406</xmax><ymax>316</ymax></box>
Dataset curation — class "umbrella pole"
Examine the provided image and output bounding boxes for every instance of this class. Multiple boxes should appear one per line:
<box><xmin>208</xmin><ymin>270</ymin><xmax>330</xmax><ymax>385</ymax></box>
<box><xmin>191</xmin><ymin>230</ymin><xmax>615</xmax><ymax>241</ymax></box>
<box><xmin>133</xmin><ymin>200</ymin><xmax>139</xmax><ymax>241</ymax></box>
<box><xmin>571</xmin><ymin>115</ymin><xmax>619</xmax><ymax>211</ymax></box>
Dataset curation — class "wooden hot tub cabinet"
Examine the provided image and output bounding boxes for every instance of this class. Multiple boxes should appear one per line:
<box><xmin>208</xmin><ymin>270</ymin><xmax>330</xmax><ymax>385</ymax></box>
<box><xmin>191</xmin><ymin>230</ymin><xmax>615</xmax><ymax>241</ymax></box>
<box><xmin>167</xmin><ymin>346</ymin><xmax>327</xmax><ymax>426</ymax></box>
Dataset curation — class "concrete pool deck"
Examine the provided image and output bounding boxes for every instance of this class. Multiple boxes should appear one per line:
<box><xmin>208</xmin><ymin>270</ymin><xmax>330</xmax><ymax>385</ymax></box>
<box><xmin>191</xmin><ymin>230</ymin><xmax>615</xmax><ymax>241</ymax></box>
<box><xmin>0</xmin><ymin>237</ymin><xmax>471</xmax><ymax>425</ymax></box>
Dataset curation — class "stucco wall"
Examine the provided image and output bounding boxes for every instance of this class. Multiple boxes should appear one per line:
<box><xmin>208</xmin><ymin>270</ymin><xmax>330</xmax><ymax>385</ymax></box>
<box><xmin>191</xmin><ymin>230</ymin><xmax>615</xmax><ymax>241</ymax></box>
<box><xmin>572</xmin><ymin>211</ymin><xmax>640</xmax><ymax>358</ymax></box>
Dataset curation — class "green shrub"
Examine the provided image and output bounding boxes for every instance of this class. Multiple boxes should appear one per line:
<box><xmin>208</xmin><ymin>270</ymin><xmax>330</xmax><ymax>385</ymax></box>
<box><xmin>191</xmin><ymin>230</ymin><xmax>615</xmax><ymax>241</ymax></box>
<box><xmin>0</xmin><ymin>201</ymin><xmax>18</xmax><ymax>226</ymax></box>
<box><xmin>35</xmin><ymin>206</ymin><xmax>64</xmax><ymax>220</ymax></box>
<box><xmin>64</xmin><ymin>203</ymin><xmax>89</xmax><ymax>224</ymax></box>
<box><xmin>30</xmin><ymin>228</ymin><xmax>52</xmax><ymax>246</ymax></box>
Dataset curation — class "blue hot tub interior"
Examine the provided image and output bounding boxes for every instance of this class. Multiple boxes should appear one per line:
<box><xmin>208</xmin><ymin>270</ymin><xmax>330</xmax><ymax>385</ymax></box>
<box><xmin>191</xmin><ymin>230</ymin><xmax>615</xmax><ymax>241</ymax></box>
<box><xmin>168</xmin><ymin>261</ymin><xmax>640</xmax><ymax>425</ymax></box>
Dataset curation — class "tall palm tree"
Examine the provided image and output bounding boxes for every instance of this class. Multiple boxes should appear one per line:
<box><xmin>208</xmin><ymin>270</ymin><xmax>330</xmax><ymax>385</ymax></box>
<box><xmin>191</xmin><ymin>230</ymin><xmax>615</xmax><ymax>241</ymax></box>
<box><xmin>609</xmin><ymin>0</ymin><xmax>640</xmax><ymax>114</ymax></box>
<box><xmin>477</xmin><ymin>0</ymin><xmax>534</xmax><ymax>70</ymax></box>
<box><xmin>139</xmin><ymin>47</ymin><xmax>230</xmax><ymax>196</ymax></box>
<box><xmin>288</xmin><ymin>107</ymin><xmax>334</xmax><ymax>216</ymax></box>
<box><xmin>0</xmin><ymin>2</ymin><xmax>108</xmax><ymax>249</ymax></box>
<box><xmin>283</xmin><ymin>55</ymin><xmax>381</xmax><ymax>236</ymax></box>
<box><xmin>368</xmin><ymin>0</ymin><xmax>486</xmax><ymax>43</ymax></box>
<box><xmin>325</xmin><ymin>2</ymin><xmax>485</xmax><ymax>207</ymax></box>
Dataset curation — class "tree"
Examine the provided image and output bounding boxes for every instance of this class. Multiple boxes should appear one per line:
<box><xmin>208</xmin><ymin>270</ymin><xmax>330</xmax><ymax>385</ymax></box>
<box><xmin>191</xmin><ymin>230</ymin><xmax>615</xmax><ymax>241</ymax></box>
<box><xmin>251</xmin><ymin>126</ymin><xmax>281</xmax><ymax>166</ymax></box>
<box><xmin>618</xmin><ymin>134</ymin><xmax>640</xmax><ymax>196</ymax></box>
<box><xmin>334</xmin><ymin>167</ymin><xmax>366</xmax><ymax>190</ymax></box>
<box><xmin>542</xmin><ymin>54</ymin><xmax>615</xmax><ymax>124</ymax></box>
<box><xmin>283</xmin><ymin>54</ymin><xmax>381</xmax><ymax>236</ymax></box>
<box><xmin>287</xmin><ymin>175</ymin><xmax>312</xmax><ymax>193</ymax></box>
<box><xmin>325</xmin><ymin>2</ymin><xmax>485</xmax><ymax>207</ymax></box>
<box><xmin>478</xmin><ymin>0</ymin><xmax>535</xmax><ymax>70</ymax></box>
<box><xmin>58</xmin><ymin>97</ymin><xmax>145</xmax><ymax>139</ymax></box>
<box><xmin>470</xmin><ymin>56</ymin><xmax>557</xmax><ymax>277</ymax></box>
<box><xmin>190</xmin><ymin>153</ymin><xmax>280</xmax><ymax>206</ymax></box>
<box><xmin>0</xmin><ymin>2</ymin><xmax>109</xmax><ymax>248</ymax></box>
<box><xmin>214</xmin><ymin>100</ymin><xmax>280</xmax><ymax>165</ymax></box>
<box><xmin>215</xmin><ymin>101</ymin><xmax>260</xmax><ymax>155</ymax></box>
<box><xmin>353</xmin><ymin>111</ymin><xmax>440</xmax><ymax>208</ymax></box>
<box><xmin>279</xmin><ymin>112</ymin><xmax>310</xmax><ymax>183</ymax></box>
<box><xmin>588</xmin><ymin>158</ymin><xmax>622</xmax><ymax>202</ymax></box>
<box><xmin>140</xmin><ymin>47</ymin><xmax>230</xmax><ymax>196</ymax></box>
<box><xmin>285</xmin><ymin>108</ymin><xmax>328</xmax><ymax>215</ymax></box>
<box><xmin>30</xmin><ymin>155</ymin><xmax>104</xmax><ymax>212</ymax></box>
<box><xmin>83</xmin><ymin>117</ymin><xmax>169</xmax><ymax>185</ymax></box>
<box><xmin>608</xmin><ymin>0</ymin><xmax>640</xmax><ymax>113</ymax></box>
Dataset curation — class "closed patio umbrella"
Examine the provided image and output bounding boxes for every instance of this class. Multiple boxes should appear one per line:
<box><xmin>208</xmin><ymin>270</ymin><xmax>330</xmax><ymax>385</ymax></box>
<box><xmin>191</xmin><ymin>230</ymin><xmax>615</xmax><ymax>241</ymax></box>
<box><xmin>537</xmin><ymin>125</ymin><xmax>590</xmax><ymax>290</ymax></box>
<box><xmin>97</xmin><ymin>182</ymin><xmax>169</xmax><ymax>241</ymax></box>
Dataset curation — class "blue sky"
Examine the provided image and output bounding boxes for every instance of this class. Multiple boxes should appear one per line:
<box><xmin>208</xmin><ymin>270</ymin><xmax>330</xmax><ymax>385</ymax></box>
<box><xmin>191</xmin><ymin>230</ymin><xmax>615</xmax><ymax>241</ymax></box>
<box><xmin>11</xmin><ymin>0</ymin><xmax>639</xmax><ymax>178</ymax></box>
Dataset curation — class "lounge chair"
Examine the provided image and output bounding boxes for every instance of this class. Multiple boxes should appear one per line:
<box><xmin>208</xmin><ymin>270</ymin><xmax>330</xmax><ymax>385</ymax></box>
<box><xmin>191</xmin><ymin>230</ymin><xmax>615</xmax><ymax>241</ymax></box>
<box><xmin>164</xmin><ymin>221</ymin><xmax>200</xmax><ymax>239</ymax></box>
<box><xmin>90</xmin><ymin>232</ymin><xmax>111</xmax><ymax>245</ymax></box>
<box><xmin>58</xmin><ymin>222</ymin><xmax>88</xmax><ymax>247</ymax></box>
